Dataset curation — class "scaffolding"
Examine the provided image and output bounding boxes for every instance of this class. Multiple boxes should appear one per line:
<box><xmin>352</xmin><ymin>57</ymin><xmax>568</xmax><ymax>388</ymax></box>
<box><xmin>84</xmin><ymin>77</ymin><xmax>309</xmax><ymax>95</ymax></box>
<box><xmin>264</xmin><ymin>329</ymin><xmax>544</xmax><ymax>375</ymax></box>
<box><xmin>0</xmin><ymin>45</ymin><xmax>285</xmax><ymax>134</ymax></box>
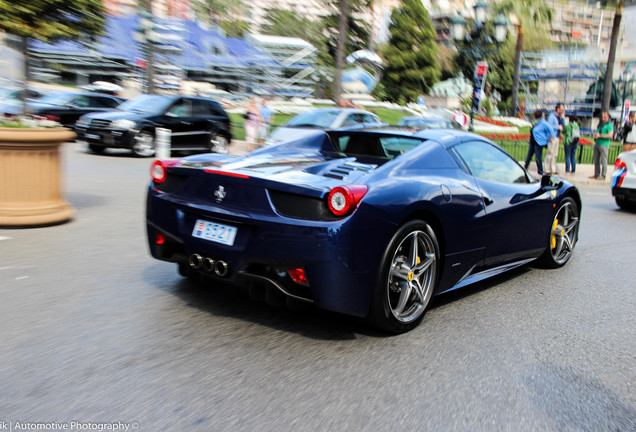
<box><xmin>519</xmin><ymin>48</ymin><xmax>601</xmax><ymax>119</ymax></box>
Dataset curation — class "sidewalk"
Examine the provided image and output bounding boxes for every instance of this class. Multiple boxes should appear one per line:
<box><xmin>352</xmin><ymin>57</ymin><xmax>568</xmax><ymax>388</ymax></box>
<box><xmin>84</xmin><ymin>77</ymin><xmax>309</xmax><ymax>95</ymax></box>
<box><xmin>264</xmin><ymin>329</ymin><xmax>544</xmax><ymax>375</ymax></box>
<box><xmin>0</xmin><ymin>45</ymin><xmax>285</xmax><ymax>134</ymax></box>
<box><xmin>524</xmin><ymin>162</ymin><xmax>611</xmax><ymax>188</ymax></box>
<box><xmin>228</xmin><ymin>140</ymin><xmax>611</xmax><ymax>189</ymax></box>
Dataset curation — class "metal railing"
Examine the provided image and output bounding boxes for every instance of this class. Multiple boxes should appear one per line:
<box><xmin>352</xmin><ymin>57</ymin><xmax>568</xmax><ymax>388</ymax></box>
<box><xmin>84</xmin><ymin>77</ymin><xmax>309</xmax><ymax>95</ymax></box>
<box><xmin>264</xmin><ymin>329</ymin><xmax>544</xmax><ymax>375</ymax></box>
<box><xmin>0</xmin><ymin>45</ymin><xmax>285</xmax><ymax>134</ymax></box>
<box><xmin>495</xmin><ymin>141</ymin><xmax>623</xmax><ymax>165</ymax></box>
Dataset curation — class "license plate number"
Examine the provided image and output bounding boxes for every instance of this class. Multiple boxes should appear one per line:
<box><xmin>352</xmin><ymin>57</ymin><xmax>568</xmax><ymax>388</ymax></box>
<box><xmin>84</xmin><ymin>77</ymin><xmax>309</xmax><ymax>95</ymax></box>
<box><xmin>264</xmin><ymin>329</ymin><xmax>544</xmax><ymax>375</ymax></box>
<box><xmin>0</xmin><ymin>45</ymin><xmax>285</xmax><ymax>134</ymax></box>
<box><xmin>85</xmin><ymin>133</ymin><xmax>100</xmax><ymax>140</ymax></box>
<box><xmin>192</xmin><ymin>219</ymin><xmax>237</xmax><ymax>246</ymax></box>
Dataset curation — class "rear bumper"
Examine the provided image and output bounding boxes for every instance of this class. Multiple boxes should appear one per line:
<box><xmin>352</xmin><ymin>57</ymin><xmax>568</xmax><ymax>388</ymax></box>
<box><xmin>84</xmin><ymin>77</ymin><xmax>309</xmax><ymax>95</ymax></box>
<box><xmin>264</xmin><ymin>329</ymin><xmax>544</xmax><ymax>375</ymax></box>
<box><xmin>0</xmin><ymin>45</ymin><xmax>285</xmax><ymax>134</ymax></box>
<box><xmin>612</xmin><ymin>186</ymin><xmax>636</xmax><ymax>201</ymax></box>
<box><xmin>145</xmin><ymin>186</ymin><xmax>396</xmax><ymax>317</ymax></box>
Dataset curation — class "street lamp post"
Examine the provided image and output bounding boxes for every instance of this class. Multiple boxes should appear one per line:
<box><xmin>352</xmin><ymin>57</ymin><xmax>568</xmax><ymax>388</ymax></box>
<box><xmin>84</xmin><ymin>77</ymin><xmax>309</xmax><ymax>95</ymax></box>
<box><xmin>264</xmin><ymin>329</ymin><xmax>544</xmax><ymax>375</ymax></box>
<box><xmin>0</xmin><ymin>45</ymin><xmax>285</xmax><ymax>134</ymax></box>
<box><xmin>134</xmin><ymin>9</ymin><xmax>156</xmax><ymax>94</ymax></box>
<box><xmin>451</xmin><ymin>1</ymin><xmax>507</xmax><ymax>132</ymax></box>
<box><xmin>618</xmin><ymin>69</ymin><xmax>633</xmax><ymax>127</ymax></box>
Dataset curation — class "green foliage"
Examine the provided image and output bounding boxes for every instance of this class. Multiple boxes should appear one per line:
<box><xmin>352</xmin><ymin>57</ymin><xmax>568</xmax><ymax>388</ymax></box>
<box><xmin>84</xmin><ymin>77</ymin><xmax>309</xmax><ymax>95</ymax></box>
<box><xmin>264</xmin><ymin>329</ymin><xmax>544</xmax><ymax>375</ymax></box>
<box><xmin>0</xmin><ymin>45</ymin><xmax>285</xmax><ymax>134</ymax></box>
<box><xmin>192</xmin><ymin>0</ymin><xmax>245</xmax><ymax>21</ymax></box>
<box><xmin>321</xmin><ymin>0</ymin><xmax>372</xmax><ymax>69</ymax></box>
<box><xmin>380</xmin><ymin>0</ymin><xmax>440</xmax><ymax>104</ymax></box>
<box><xmin>217</xmin><ymin>20</ymin><xmax>249</xmax><ymax>38</ymax></box>
<box><xmin>261</xmin><ymin>8</ymin><xmax>323</xmax><ymax>42</ymax></box>
<box><xmin>0</xmin><ymin>0</ymin><xmax>105</xmax><ymax>42</ymax></box>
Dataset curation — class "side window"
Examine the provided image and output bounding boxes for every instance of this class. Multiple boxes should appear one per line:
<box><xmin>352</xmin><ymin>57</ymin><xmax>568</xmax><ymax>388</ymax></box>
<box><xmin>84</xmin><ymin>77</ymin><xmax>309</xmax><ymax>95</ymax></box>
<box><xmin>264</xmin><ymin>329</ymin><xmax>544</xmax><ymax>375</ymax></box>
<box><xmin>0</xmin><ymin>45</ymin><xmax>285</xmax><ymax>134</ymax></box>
<box><xmin>362</xmin><ymin>113</ymin><xmax>379</xmax><ymax>124</ymax></box>
<box><xmin>90</xmin><ymin>97</ymin><xmax>115</xmax><ymax>108</ymax></box>
<box><xmin>208</xmin><ymin>101</ymin><xmax>225</xmax><ymax>117</ymax></box>
<box><xmin>192</xmin><ymin>99</ymin><xmax>209</xmax><ymax>116</ymax></box>
<box><xmin>102</xmin><ymin>97</ymin><xmax>121</xmax><ymax>108</ymax></box>
<box><xmin>454</xmin><ymin>141</ymin><xmax>529</xmax><ymax>184</ymax></box>
<box><xmin>72</xmin><ymin>96</ymin><xmax>91</xmax><ymax>107</ymax></box>
<box><xmin>341</xmin><ymin>114</ymin><xmax>358</xmax><ymax>127</ymax></box>
<box><xmin>167</xmin><ymin>99</ymin><xmax>192</xmax><ymax>117</ymax></box>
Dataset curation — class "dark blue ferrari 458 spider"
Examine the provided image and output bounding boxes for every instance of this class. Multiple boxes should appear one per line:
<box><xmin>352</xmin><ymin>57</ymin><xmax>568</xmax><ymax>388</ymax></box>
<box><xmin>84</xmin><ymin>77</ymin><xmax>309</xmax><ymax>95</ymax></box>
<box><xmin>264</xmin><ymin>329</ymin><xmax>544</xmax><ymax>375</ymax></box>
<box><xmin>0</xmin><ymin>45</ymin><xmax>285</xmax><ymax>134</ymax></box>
<box><xmin>146</xmin><ymin>128</ymin><xmax>581</xmax><ymax>333</ymax></box>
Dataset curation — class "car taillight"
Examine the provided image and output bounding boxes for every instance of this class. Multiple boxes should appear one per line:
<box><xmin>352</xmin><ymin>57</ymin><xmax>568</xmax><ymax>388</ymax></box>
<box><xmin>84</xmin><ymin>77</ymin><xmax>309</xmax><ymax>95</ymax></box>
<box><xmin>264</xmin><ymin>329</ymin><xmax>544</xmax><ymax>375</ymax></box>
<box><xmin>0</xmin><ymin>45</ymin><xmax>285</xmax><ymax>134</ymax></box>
<box><xmin>43</xmin><ymin>114</ymin><xmax>60</xmax><ymax>122</ymax></box>
<box><xmin>151</xmin><ymin>159</ymin><xmax>179</xmax><ymax>184</ymax></box>
<box><xmin>614</xmin><ymin>158</ymin><xmax>626</xmax><ymax>170</ymax></box>
<box><xmin>327</xmin><ymin>185</ymin><xmax>368</xmax><ymax>217</ymax></box>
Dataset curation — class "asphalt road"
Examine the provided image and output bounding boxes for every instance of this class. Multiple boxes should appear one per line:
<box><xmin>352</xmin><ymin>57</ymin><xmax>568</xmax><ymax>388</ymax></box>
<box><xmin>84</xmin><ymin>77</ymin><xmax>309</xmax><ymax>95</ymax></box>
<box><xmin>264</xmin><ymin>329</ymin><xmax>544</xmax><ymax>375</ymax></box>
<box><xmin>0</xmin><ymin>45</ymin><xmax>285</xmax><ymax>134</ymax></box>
<box><xmin>0</xmin><ymin>143</ymin><xmax>634</xmax><ymax>432</ymax></box>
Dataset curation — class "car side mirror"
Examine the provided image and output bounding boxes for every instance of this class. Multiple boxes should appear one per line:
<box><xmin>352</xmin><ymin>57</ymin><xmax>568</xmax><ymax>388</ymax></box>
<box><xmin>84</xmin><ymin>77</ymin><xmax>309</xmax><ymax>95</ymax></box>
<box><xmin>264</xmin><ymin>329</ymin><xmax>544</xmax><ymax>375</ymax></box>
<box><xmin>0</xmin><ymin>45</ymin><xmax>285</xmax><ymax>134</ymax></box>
<box><xmin>540</xmin><ymin>174</ymin><xmax>563</xmax><ymax>190</ymax></box>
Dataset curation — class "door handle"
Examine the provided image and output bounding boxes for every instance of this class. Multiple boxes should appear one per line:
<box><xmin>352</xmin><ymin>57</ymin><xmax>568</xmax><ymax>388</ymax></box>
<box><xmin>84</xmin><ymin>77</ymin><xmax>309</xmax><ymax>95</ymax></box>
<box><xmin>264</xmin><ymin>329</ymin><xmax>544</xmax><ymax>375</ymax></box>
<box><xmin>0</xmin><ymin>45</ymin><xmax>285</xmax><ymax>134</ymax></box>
<box><xmin>180</xmin><ymin>121</ymin><xmax>192</xmax><ymax>125</ymax></box>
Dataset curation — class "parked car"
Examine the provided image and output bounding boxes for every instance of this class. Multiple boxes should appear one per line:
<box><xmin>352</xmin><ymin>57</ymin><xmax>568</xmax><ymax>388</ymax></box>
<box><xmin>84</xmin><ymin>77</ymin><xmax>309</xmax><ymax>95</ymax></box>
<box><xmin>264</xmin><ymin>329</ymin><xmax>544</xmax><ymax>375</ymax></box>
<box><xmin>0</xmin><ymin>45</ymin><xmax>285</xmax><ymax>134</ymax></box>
<box><xmin>265</xmin><ymin>107</ymin><xmax>384</xmax><ymax>146</ymax></box>
<box><xmin>3</xmin><ymin>91</ymin><xmax>125</xmax><ymax>129</ymax></box>
<box><xmin>145</xmin><ymin>128</ymin><xmax>581</xmax><ymax>333</ymax></box>
<box><xmin>0</xmin><ymin>86</ymin><xmax>49</xmax><ymax>112</ymax></box>
<box><xmin>76</xmin><ymin>94</ymin><xmax>231</xmax><ymax>157</ymax></box>
<box><xmin>397</xmin><ymin>116</ymin><xmax>462</xmax><ymax>129</ymax></box>
<box><xmin>611</xmin><ymin>149</ymin><xmax>636</xmax><ymax>210</ymax></box>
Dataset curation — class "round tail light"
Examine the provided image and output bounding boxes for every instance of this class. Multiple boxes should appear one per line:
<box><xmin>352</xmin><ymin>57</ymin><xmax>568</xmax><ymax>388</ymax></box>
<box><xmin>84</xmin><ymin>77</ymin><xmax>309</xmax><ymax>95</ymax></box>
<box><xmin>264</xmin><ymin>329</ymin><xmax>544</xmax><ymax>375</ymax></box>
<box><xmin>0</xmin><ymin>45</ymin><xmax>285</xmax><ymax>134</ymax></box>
<box><xmin>151</xmin><ymin>159</ymin><xmax>179</xmax><ymax>184</ymax></box>
<box><xmin>327</xmin><ymin>185</ymin><xmax>368</xmax><ymax>217</ymax></box>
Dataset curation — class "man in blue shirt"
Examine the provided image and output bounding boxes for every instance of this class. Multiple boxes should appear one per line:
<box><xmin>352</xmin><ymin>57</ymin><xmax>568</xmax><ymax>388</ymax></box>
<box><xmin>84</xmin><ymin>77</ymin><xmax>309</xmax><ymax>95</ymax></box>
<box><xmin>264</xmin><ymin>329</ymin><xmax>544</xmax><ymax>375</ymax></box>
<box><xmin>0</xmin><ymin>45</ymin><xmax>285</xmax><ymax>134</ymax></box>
<box><xmin>545</xmin><ymin>103</ymin><xmax>565</xmax><ymax>174</ymax></box>
<box><xmin>524</xmin><ymin>110</ymin><xmax>556</xmax><ymax>175</ymax></box>
<box><xmin>259</xmin><ymin>99</ymin><xmax>274</xmax><ymax>143</ymax></box>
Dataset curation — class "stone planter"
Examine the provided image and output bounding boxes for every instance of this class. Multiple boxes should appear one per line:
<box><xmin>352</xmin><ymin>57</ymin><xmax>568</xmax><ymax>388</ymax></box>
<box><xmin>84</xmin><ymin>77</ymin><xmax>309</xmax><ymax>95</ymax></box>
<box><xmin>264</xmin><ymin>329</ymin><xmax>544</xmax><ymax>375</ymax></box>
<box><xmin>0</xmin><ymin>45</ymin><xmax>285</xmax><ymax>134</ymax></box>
<box><xmin>0</xmin><ymin>127</ymin><xmax>77</xmax><ymax>227</ymax></box>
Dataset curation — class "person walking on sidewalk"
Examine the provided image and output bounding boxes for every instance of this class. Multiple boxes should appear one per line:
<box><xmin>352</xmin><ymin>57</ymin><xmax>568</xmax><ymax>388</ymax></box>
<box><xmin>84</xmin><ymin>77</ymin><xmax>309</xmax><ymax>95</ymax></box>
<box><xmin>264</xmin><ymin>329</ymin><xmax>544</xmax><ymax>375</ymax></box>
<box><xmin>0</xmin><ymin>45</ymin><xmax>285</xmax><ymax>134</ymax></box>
<box><xmin>620</xmin><ymin>111</ymin><xmax>636</xmax><ymax>152</ymax></box>
<box><xmin>524</xmin><ymin>110</ymin><xmax>556</xmax><ymax>175</ymax></box>
<box><xmin>545</xmin><ymin>103</ymin><xmax>565</xmax><ymax>174</ymax></box>
<box><xmin>563</xmin><ymin>115</ymin><xmax>580</xmax><ymax>174</ymax></box>
<box><xmin>590</xmin><ymin>110</ymin><xmax>614</xmax><ymax>180</ymax></box>
<box><xmin>244</xmin><ymin>97</ymin><xmax>262</xmax><ymax>152</ymax></box>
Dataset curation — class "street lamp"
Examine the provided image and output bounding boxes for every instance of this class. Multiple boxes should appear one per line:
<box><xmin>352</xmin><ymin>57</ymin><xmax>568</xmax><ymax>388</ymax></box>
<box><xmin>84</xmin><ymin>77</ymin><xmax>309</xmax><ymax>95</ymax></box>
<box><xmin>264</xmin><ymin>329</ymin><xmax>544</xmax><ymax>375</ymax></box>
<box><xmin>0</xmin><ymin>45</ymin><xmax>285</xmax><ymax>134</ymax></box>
<box><xmin>618</xmin><ymin>69</ymin><xmax>633</xmax><ymax>127</ymax></box>
<box><xmin>452</xmin><ymin>2</ymin><xmax>507</xmax><ymax>131</ymax></box>
<box><xmin>134</xmin><ymin>8</ymin><xmax>156</xmax><ymax>94</ymax></box>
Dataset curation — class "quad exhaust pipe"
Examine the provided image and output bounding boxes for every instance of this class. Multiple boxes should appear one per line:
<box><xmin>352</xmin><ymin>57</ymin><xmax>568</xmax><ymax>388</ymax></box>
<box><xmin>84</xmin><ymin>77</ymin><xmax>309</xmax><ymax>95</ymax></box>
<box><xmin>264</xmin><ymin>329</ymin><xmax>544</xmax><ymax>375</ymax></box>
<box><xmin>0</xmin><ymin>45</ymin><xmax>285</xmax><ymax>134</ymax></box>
<box><xmin>188</xmin><ymin>253</ymin><xmax>229</xmax><ymax>277</ymax></box>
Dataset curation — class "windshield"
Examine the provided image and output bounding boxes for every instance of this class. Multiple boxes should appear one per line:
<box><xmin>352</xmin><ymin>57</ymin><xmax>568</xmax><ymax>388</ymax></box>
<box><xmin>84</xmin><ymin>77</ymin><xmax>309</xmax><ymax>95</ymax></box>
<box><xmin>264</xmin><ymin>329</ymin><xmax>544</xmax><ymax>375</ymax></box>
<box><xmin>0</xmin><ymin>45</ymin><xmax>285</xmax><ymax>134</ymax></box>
<box><xmin>36</xmin><ymin>92</ymin><xmax>76</xmax><ymax>106</ymax></box>
<box><xmin>117</xmin><ymin>95</ymin><xmax>173</xmax><ymax>114</ymax></box>
<box><xmin>286</xmin><ymin>110</ymin><xmax>340</xmax><ymax>128</ymax></box>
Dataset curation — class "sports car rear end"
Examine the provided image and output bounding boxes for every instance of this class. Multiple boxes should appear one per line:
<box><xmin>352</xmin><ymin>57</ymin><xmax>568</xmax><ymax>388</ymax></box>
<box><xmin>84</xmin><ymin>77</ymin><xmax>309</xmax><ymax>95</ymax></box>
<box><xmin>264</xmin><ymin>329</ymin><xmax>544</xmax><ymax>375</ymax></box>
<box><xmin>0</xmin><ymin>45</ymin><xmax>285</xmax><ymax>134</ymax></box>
<box><xmin>146</xmin><ymin>135</ymin><xmax>395</xmax><ymax>316</ymax></box>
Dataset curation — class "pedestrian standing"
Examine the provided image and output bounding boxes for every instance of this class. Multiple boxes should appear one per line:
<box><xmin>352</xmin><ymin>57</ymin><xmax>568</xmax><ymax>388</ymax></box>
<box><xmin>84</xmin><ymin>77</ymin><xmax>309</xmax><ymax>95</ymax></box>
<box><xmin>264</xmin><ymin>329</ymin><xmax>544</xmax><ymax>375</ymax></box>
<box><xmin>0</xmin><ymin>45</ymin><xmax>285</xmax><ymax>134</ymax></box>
<box><xmin>590</xmin><ymin>110</ymin><xmax>614</xmax><ymax>180</ymax></box>
<box><xmin>563</xmin><ymin>115</ymin><xmax>580</xmax><ymax>174</ymax></box>
<box><xmin>244</xmin><ymin>97</ymin><xmax>262</xmax><ymax>152</ymax></box>
<box><xmin>524</xmin><ymin>110</ymin><xmax>556</xmax><ymax>176</ymax></box>
<box><xmin>259</xmin><ymin>98</ymin><xmax>274</xmax><ymax>143</ymax></box>
<box><xmin>545</xmin><ymin>103</ymin><xmax>565</xmax><ymax>174</ymax></box>
<box><xmin>621</xmin><ymin>111</ymin><xmax>636</xmax><ymax>152</ymax></box>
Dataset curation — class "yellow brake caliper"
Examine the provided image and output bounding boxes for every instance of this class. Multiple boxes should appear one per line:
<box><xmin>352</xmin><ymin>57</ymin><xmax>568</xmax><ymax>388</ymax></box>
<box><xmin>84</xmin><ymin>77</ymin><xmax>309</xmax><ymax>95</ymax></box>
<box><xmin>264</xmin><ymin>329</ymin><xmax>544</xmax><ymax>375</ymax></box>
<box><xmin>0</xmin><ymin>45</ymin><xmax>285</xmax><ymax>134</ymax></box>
<box><xmin>551</xmin><ymin>218</ymin><xmax>559</xmax><ymax>250</ymax></box>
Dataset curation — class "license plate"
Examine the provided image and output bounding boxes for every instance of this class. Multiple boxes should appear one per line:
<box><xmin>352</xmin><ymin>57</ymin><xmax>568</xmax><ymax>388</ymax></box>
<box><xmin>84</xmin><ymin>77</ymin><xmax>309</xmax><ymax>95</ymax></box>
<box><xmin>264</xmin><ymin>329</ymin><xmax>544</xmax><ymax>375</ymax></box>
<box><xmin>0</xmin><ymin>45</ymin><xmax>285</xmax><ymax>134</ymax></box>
<box><xmin>85</xmin><ymin>133</ymin><xmax>100</xmax><ymax>140</ymax></box>
<box><xmin>192</xmin><ymin>219</ymin><xmax>238</xmax><ymax>246</ymax></box>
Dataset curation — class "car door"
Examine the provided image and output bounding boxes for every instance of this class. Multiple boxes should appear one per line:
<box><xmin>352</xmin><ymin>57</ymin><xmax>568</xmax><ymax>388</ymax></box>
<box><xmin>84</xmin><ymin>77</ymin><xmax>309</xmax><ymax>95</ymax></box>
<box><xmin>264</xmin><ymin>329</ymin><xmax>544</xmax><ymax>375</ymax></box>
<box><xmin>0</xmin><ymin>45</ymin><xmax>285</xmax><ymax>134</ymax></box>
<box><xmin>55</xmin><ymin>95</ymin><xmax>93</xmax><ymax>128</ymax></box>
<box><xmin>189</xmin><ymin>98</ymin><xmax>213</xmax><ymax>148</ymax></box>
<box><xmin>162</xmin><ymin>98</ymin><xmax>196</xmax><ymax>148</ymax></box>
<box><xmin>452</xmin><ymin>140</ymin><xmax>554</xmax><ymax>266</ymax></box>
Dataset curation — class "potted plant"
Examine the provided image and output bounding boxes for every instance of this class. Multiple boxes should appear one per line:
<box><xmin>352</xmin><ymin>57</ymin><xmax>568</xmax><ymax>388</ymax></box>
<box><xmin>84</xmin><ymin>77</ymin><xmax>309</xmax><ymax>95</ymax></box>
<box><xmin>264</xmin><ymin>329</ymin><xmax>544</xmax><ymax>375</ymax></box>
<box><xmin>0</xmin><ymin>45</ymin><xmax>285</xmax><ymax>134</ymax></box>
<box><xmin>0</xmin><ymin>1</ymin><xmax>105</xmax><ymax>226</ymax></box>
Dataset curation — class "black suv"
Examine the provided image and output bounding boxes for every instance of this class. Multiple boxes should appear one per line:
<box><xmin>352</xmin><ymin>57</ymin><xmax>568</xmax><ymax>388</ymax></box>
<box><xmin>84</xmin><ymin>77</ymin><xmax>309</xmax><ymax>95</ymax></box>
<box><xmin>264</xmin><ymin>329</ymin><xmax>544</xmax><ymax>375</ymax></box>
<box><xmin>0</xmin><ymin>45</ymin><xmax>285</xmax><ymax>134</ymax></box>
<box><xmin>76</xmin><ymin>95</ymin><xmax>232</xmax><ymax>157</ymax></box>
<box><xmin>4</xmin><ymin>91</ymin><xmax>125</xmax><ymax>130</ymax></box>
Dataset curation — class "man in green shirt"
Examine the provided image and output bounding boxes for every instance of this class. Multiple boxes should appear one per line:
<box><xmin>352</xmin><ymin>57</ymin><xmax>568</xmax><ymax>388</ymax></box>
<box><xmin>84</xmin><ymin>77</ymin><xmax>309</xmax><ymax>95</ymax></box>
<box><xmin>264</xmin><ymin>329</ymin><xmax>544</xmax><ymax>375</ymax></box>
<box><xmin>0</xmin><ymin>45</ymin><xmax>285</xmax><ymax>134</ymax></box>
<box><xmin>591</xmin><ymin>110</ymin><xmax>613</xmax><ymax>180</ymax></box>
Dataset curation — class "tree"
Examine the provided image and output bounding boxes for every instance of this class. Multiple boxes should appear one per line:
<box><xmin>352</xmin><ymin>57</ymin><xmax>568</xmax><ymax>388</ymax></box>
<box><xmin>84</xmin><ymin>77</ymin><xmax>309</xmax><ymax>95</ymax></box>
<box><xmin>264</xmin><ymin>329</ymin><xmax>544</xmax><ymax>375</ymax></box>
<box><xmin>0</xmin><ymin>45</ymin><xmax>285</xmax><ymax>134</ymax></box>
<box><xmin>495</xmin><ymin>0</ymin><xmax>553</xmax><ymax>116</ymax></box>
<box><xmin>261</xmin><ymin>8</ymin><xmax>323</xmax><ymax>42</ymax></box>
<box><xmin>192</xmin><ymin>0</ymin><xmax>245</xmax><ymax>22</ymax></box>
<box><xmin>380</xmin><ymin>0</ymin><xmax>440</xmax><ymax>104</ymax></box>
<box><xmin>322</xmin><ymin>0</ymin><xmax>373</xmax><ymax>101</ymax></box>
<box><xmin>453</xmin><ymin>7</ymin><xmax>553</xmax><ymax>114</ymax></box>
<box><xmin>601</xmin><ymin>0</ymin><xmax>624</xmax><ymax>112</ymax></box>
<box><xmin>217</xmin><ymin>20</ymin><xmax>250</xmax><ymax>38</ymax></box>
<box><xmin>0</xmin><ymin>0</ymin><xmax>105</xmax><ymax>111</ymax></box>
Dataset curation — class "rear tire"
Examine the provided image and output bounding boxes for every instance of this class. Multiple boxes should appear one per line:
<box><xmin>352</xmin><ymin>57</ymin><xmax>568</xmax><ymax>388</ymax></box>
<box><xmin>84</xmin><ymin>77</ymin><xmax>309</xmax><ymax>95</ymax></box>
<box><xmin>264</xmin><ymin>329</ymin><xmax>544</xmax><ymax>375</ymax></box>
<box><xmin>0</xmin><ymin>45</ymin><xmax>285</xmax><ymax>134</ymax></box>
<box><xmin>132</xmin><ymin>130</ymin><xmax>156</xmax><ymax>157</ymax></box>
<box><xmin>537</xmin><ymin>197</ymin><xmax>580</xmax><ymax>268</ymax></box>
<box><xmin>368</xmin><ymin>220</ymin><xmax>439</xmax><ymax>334</ymax></box>
<box><xmin>88</xmin><ymin>144</ymin><xmax>105</xmax><ymax>154</ymax></box>
<box><xmin>210</xmin><ymin>134</ymin><xmax>229</xmax><ymax>154</ymax></box>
